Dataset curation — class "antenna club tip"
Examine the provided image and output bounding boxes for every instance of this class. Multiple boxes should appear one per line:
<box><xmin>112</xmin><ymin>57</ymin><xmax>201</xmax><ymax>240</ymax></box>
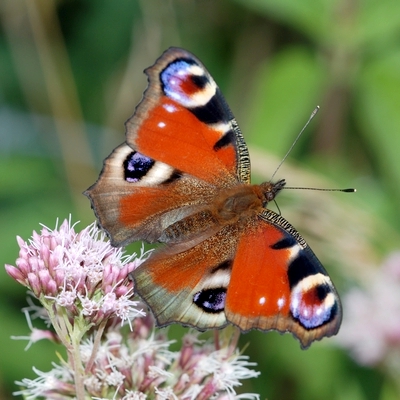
<box><xmin>310</xmin><ymin>106</ymin><xmax>320</xmax><ymax>119</ymax></box>
<box><xmin>344</xmin><ymin>188</ymin><xmax>356</xmax><ymax>193</ymax></box>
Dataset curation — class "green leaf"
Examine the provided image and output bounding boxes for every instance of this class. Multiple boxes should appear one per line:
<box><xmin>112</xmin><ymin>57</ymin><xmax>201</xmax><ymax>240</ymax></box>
<box><xmin>359</xmin><ymin>0</ymin><xmax>400</xmax><ymax>52</ymax></box>
<box><xmin>244</xmin><ymin>47</ymin><xmax>324</xmax><ymax>155</ymax></box>
<box><xmin>355</xmin><ymin>52</ymin><xmax>400</xmax><ymax>201</ymax></box>
<box><xmin>232</xmin><ymin>0</ymin><xmax>332</xmax><ymax>39</ymax></box>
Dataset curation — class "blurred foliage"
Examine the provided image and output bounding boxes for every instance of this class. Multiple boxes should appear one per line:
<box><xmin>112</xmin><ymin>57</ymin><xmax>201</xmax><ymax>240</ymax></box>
<box><xmin>1</xmin><ymin>0</ymin><xmax>400</xmax><ymax>399</ymax></box>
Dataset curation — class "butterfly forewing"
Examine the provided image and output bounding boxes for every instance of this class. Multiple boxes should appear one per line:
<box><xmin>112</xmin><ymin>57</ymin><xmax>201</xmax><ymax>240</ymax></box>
<box><xmin>125</xmin><ymin>47</ymin><xmax>251</xmax><ymax>186</ymax></box>
<box><xmin>86</xmin><ymin>143</ymin><xmax>221</xmax><ymax>246</ymax></box>
<box><xmin>86</xmin><ymin>47</ymin><xmax>251</xmax><ymax>246</ymax></box>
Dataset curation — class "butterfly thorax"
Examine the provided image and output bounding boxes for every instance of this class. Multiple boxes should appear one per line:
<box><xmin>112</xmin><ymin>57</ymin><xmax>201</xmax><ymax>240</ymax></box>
<box><xmin>213</xmin><ymin>180</ymin><xmax>284</xmax><ymax>223</ymax></box>
<box><xmin>160</xmin><ymin>179</ymin><xmax>286</xmax><ymax>245</ymax></box>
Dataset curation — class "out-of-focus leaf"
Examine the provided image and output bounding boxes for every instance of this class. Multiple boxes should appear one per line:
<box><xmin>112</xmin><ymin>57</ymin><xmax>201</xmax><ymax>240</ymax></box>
<box><xmin>359</xmin><ymin>0</ymin><xmax>400</xmax><ymax>52</ymax></box>
<box><xmin>0</xmin><ymin>301</ymin><xmax>64</xmax><ymax>395</ymax></box>
<box><xmin>232</xmin><ymin>0</ymin><xmax>332</xmax><ymax>39</ymax></box>
<box><xmin>0</xmin><ymin>157</ymin><xmax>77</xmax><ymax>296</ymax></box>
<box><xmin>380</xmin><ymin>379</ymin><xmax>400</xmax><ymax>400</ymax></box>
<box><xmin>244</xmin><ymin>47</ymin><xmax>324</xmax><ymax>155</ymax></box>
<box><xmin>249</xmin><ymin>329</ymin><xmax>387</xmax><ymax>400</ymax></box>
<box><xmin>338</xmin><ymin>381</ymin><xmax>368</xmax><ymax>400</ymax></box>
<box><xmin>355</xmin><ymin>52</ymin><xmax>400</xmax><ymax>201</ymax></box>
<box><xmin>234</xmin><ymin>0</ymin><xmax>400</xmax><ymax>52</ymax></box>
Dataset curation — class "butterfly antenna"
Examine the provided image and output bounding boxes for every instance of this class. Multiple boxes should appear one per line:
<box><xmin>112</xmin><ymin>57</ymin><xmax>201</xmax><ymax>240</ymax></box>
<box><xmin>284</xmin><ymin>186</ymin><xmax>356</xmax><ymax>193</ymax></box>
<box><xmin>270</xmin><ymin>106</ymin><xmax>320</xmax><ymax>182</ymax></box>
<box><xmin>273</xmin><ymin>199</ymin><xmax>282</xmax><ymax>215</ymax></box>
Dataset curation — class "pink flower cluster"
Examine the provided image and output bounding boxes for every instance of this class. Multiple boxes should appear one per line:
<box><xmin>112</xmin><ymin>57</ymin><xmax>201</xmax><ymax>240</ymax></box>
<box><xmin>15</xmin><ymin>318</ymin><xmax>259</xmax><ymax>399</ymax></box>
<box><xmin>6</xmin><ymin>219</ymin><xmax>145</xmax><ymax>327</ymax></box>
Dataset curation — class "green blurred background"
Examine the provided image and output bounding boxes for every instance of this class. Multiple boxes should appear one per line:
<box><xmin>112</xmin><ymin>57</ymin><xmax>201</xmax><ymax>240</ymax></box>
<box><xmin>1</xmin><ymin>0</ymin><xmax>400</xmax><ymax>399</ymax></box>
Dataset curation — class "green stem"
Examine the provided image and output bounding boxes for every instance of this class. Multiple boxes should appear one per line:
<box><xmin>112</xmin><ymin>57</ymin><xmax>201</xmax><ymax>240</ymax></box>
<box><xmin>45</xmin><ymin>302</ymin><xmax>91</xmax><ymax>400</ymax></box>
<box><xmin>85</xmin><ymin>320</ymin><xmax>107</xmax><ymax>374</ymax></box>
<box><xmin>69</xmin><ymin>321</ymin><xmax>87</xmax><ymax>400</ymax></box>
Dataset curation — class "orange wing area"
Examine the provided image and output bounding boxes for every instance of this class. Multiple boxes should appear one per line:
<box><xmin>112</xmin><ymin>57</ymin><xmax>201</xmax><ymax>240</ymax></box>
<box><xmin>85</xmin><ymin>143</ymin><xmax>219</xmax><ymax>246</ymax></box>
<box><xmin>87</xmin><ymin>183</ymin><xmax>212</xmax><ymax>247</ymax></box>
<box><xmin>134</xmin><ymin>98</ymin><xmax>238</xmax><ymax>186</ymax></box>
<box><xmin>226</xmin><ymin>222</ymin><xmax>292</xmax><ymax>327</ymax></box>
<box><xmin>225</xmin><ymin>216</ymin><xmax>342</xmax><ymax>348</ymax></box>
<box><xmin>133</xmin><ymin>225</ymin><xmax>239</xmax><ymax>329</ymax></box>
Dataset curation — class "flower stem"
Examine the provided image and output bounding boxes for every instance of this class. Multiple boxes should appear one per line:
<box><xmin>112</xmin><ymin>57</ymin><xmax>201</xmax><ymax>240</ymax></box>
<box><xmin>70</xmin><ymin>323</ymin><xmax>86</xmax><ymax>400</ymax></box>
<box><xmin>85</xmin><ymin>320</ymin><xmax>107</xmax><ymax>374</ymax></box>
<box><xmin>49</xmin><ymin>306</ymin><xmax>91</xmax><ymax>400</ymax></box>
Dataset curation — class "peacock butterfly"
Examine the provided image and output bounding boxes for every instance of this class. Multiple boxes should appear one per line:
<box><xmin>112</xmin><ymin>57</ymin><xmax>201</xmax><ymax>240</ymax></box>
<box><xmin>85</xmin><ymin>47</ymin><xmax>342</xmax><ymax>348</ymax></box>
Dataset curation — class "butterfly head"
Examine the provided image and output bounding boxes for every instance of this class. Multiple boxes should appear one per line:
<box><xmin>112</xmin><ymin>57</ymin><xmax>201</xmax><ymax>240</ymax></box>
<box><xmin>259</xmin><ymin>178</ymin><xmax>286</xmax><ymax>206</ymax></box>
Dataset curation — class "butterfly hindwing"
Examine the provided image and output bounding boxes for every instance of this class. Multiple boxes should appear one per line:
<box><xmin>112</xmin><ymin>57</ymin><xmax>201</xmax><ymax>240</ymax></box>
<box><xmin>133</xmin><ymin>208</ymin><xmax>341</xmax><ymax>349</ymax></box>
<box><xmin>133</xmin><ymin>224</ymin><xmax>243</xmax><ymax>330</ymax></box>
<box><xmin>225</xmin><ymin>210</ymin><xmax>342</xmax><ymax>349</ymax></box>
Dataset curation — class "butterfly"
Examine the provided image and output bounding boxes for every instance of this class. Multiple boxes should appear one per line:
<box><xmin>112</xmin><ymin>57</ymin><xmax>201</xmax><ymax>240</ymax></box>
<box><xmin>85</xmin><ymin>47</ymin><xmax>342</xmax><ymax>349</ymax></box>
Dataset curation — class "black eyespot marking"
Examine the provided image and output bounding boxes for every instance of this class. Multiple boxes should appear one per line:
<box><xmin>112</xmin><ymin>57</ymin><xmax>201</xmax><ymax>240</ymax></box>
<box><xmin>191</xmin><ymin>74</ymin><xmax>208</xmax><ymax>89</ymax></box>
<box><xmin>287</xmin><ymin>252</ymin><xmax>327</xmax><ymax>288</ymax></box>
<box><xmin>193</xmin><ymin>288</ymin><xmax>226</xmax><ymax>313</ymax></box>
<box><xmin>190</xmin><ymin>90</ymin><xmax>231</xmax><ymax>124</ymax></box>
<box><xmin>211</xmin><ymin>260</ymin><xmax>232</xmax><ymax>274</ymax></box>
<box><xmin>214</xmin><ymin>130</ymin><xmax>235</xmax><ymax>151</ymax></box>
<box><xmin>124</xmin><ymin>151</ymin><xmax>154</xmax><ymax>182</ymax></box>
<box><xmin>162</xmin><ymin>170</ymin><xmax>182</xmax><ymax>184</ymax></box>
<box><xmin>315</xmin><ymin>283</ymin><xmax>330</xmax><ymax>301</ymax></box>
<box><xmin>328</xmin><ymin>301</ymin><xmax>339</xmax><ymax>320</ymax></box>
<box><xmin>271</xmin><ymin>236</ymin><xmax>297</xmax><ymax>250</ymax></box>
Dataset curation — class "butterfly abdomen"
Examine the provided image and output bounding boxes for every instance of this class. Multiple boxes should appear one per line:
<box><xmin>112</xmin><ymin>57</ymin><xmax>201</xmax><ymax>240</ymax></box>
<box><xmin>160</xmin><ymin>209</ymin><xmax>217</xmax><ymax>244</ymax></box>
<box><xmin>160</xmin><ymin>185</ymin><xmax>264</xmax><ymax>245</ymax></box>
